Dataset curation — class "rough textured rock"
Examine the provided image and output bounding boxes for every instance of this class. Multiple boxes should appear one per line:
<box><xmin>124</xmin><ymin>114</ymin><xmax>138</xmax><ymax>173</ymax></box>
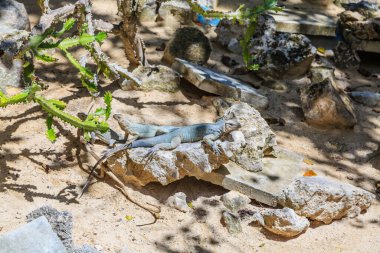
<box><xmin>219</xmin><ymin>103</ymin><xmax>277</xmax><ymax>172</ymax></box>
<box><xmin>162</xmin><ymin>27</ymin><xmax>212</xmax><ymax>65</ymax></box>
<box><xmin>166</xmin><ymin>192</ymin><xmax>191</xmax><ymax>212</ymax></box>
<box><xmin>256</xmin><ymin>207</ymin><xmax>310</xmax><ymax>237</ymax></box>
<box><xmin>0</xmin><ymin>0</ymin><xmax>30</xmax><ymax>32</ymax></box>
<box><xmin>0</xmin><ymin>0</ymin><xmax>30</xmax><ymax>90</ymax></box>
<box><xmin>215</xmin><ymin>19</ymin><xmax>247</xmax><ymax>54</ymax></box>
<box><xmin>73</xmin><ymin>245</ymin><xmax>101</xmax><ymax>253</ymax></box>
<box><xmin>250</xmin><ymin>15</ymin><xmax>317</xmax><ymax>80</ymax></box>
<box><xmin>107</xmin><ymin>102</ymin><xmax>276</xmax><ymax>186</ymax></box>
<box><xmin>120</xmin><ymin>65</ymin><xmax>180</xmax><ymax>92</ymax></box>
<box><xmin>277</xmin><ymin>176</ymin><xmax>376</xmax><ymax>224</ymax></box>
<box><xmin>138</xmin><ymin>0</ymin><xmax>157</xmax><ymax>23</ymax></box>
<box><xmin>349</xmin><ymin>91</ymin><xmax>380</xmax><ymax>107</ymax></box>
<box><xmin>222</xmin><ymin>211</ymin><xmax>242</xmax><ymax>234</ymax></box>
<box><xmin>26</xmin><ymin>205</ymin><xmax>74</xmax><ymax>252</ymax></box>
<box><xmin>300</xmin><ymin>67</ymin><xmax>357</xmax><ymax>128</ymax></box>
<box><xmin>158</xmin><ymin>0</ymin><xmax>193</xmax><ymax>28</ymax></box>
<box><xmin>0</xmin><ymin>216</ymin><xmax>67</xmax><ymax>253</ymax></box>
<box><xmin>221</xmin><ymin>191</ymin><xmax>250</xmax><ymax>213</ymax></box>
<box><xmin>172</xmin><ymin>58</ymin><xmax>269</xmax><ymax>110</ymax></box>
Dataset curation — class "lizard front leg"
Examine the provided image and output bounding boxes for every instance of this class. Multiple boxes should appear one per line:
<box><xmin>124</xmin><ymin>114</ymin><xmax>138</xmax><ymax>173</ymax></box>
<box><xmin>147</xmin><ymin>136</ymin><xmax>182</xmax><ymax>155</ymax></box>
<box><xmin>203</xmin><ymin>134</ymin><xmax>222</xmax><ymax>155</ymax></box>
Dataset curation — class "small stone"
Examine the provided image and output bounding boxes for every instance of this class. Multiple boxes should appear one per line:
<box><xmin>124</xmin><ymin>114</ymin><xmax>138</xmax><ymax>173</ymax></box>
<box><xmin>222</xmin><ymin>211</ymin><xmax>242</xmax><ymax>234</ymax></box>
<box><xmin>277</xmin><ymin>176</ymin><xmax>376</xmax><ymax>224</ymax></box>
<box><xmin>262</xmin><ymin>80</ymin><xmax>287</xmax><ymax>91</ymax></box>
<box><xmin>166</xmin><ymin>192</ymin><xmax>191</xmax><ymax>212</ymax></box>
<box><xmin>221</xmin><ymin>191</ymin><xmax>250</xmax><ymax>213</ymax></box>
<box><xmin>74</xmin><ymin>244</ymin><xmax>101</xmax><ymax>253</ymax></box>
<box><xmin>120</xmin><ymin>65</ymin><xmax>180</xmax><ymax>92</ymax></box>
<box><xmin>300</xmin><ymin>67</ymin><xmax>357</xmax><ymax>128</ymax></box>
<box><xmin>215</xmin><ymin>19</ymin><xmax>247</xmax><ymax>54</ymax></box>
<box><xmin>162</xmin><ymin>27</ymin><xmax>212</xmax><ymax>65</ymax></box>
<box><xmin>256</xmin><ymin>207</ymin><xmax>310</xmax><ymax>237</ymax></box>
<box><xmin>0</xmin><ymin>0</ymin><xmax>30</xmax><ymax>32</ymax></box>
<box><xmin>349</xmin><ymin>91</ymin><xmax>380</xmax><ymax>107</ymax></box>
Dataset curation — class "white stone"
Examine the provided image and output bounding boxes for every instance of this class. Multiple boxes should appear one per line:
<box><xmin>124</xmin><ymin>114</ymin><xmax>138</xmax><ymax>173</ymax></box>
<box><xmin>221</xmin><ymin>191</ymin><xmax>250</xmax><ymax>213</ymax></box>
<box><xmin>166</xmin><ymin>192</ymin><xmax>191</xmax><ymax>212</ymax></box>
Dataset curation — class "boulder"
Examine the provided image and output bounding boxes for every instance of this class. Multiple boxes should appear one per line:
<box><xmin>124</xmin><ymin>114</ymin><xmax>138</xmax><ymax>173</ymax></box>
<box><xmin>120</xmin><ymin>65</ymin><xmax>180</xmax><ymax>92</ymax></box>
<box><xmin>158</xmin><ymin>0</ymin><xmax>193</xmax><ymax>29</ymax></box>
<box><xmin>222</xmin><ymin>211</ymin><xmax>242</xmax><ymax>234</ymax></box>
<box><xmin>106</xmin><ymin>102</ymin><xmax>276</xmax><ymax>186</ymax></box>
<box><xmin>162</xmin><ymin>27</ymin><xmax>212</xmax><ymax>65</ymax></box>
<box><xmin>0</xmin><ymin>0</ymin><xmax>30</xmax><ymax>32</ymax></box>
<box><xmin>172</xmin><ymin>58</ymin><xmax>269</xmax><ymax>110</ymax></box>
<box><xmin>0</xmin><ymin>216</ymin><xmax>67</xmax><ymax>253</ymax></box>
<box><xmin>300</xmin><ymin>67</ymin><xmax>357</xmax><ymax>128</ymax></box>
<box><xmin>166</xmin><ymin>192</ymin><xmax>191</xmax><ymax>212</ymax></box>
<box><xmin>277</xmin><ymin>176</ymin><xmax>375</xmax><ymax>224</ymax></box>
<box><xmin>249</xmin><ymin>15</ymin><xmax>317</xmax><ymax>80</ymax></box>
<box><xmin>221</xmin><ymin>191</ymin><xmax>250</xmax><ymax>213</ymax></box>
<box><xmin>256</xmin><ymin>207</ymin><xmax>310</xmax><ymax>237</ymax></box>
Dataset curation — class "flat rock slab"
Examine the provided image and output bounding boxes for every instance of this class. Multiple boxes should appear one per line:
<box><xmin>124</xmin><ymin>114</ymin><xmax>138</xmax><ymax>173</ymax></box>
<box><xmin>172</xmin><ymin>58</ymin><xmax>268</xmax><ymax>110</ymax></box>
<box><xmin>0</xmin><ymin>216</ymin><xmax>66</xmax><ymax>253</ymax></box>
<box><xmin>200</xmin><ymin>148</ymin><xmax>304</xmax><ymax>207</ymax></box>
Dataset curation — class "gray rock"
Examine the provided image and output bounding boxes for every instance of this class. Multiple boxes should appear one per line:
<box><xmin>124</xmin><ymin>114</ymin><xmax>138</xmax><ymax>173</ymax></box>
<box><xmin>172</xmin><ymin>59</ymin><xmax>269</xmax><ymax>110</ymax></box>
<box><xmin>163</xmin><ymin>27</ymin><xmax>212</xmax><ymax>65</ymax></box>
<box><xmin>300</xmin><ymin>67</ymin><xmax>357</xmax><ymax>128</ymax></box>
<box><xmin>219</xmin><ymin>103</ymin><xmax>277</xmax><ymax>172</ymax></box>
<box><xmin>277</xmin><ymin>176</ymin><xmax>376</xmax><ymax>224</ymax></box>
<box><xmin>74</xmin><ymin>245</ymin><xmax>101</xmax><ymax>253</ymax></box>
<box><xmin>256</xmin><ymin>207</ymin><xmax>310</xmax><ymax>237</ymax></box>
<box><xmin>120</xmin><ymin>65</ymin><xmax>180</xmax><ymax>92</ymax></box>
<box><xmin>26</xmin><ymin>205</ymin><xmax>73</xmax><ymax>252</ymax></box>
<box><xmin>106</xmin><ymin>103</ymin><xmax>276</xmax><ymax>186</ymax></box>
<box><xmin>215</xmin><ymin>19</ymin><xmax>247</xmax><ymax>54</ymax></box>
<box><xmin>166</xmin><ymin>192</ymin><xmax>191</xmax><ymax>212</ymax></box>
<box><xmin>0</xmin><ymin>0</ymin><xmax>30</xmax><ymax>32</ymax></box>
<box><xmin>249</xmin><ymin>15</ymin><xmax>317</xmax><ymax>80</ymax></box>
<box><xmin>0</xmin><ymin>216</ymin><xmax>67</xmax><ymax>253</ymax></box>
<box><xmin>222</xmin><ymin>211</ymin><xmax>242</xmax><ymax>234</ymax></box>
<box><xmin>158</xmin><ymin>0</ymin><xmax>193</xmax><ymax>28</ymax></box>
<box><xmin>221</xmin><ymin>191</ymin><xmax>250</xmax><ymax>213</ymax></box>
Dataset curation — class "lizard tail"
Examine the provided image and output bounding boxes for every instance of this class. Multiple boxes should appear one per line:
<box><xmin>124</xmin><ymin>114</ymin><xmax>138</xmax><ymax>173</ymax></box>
<box><xmin>79</xmin><ymin>142</ymin><xmax>132</xmax><ymax>198</ymax></box>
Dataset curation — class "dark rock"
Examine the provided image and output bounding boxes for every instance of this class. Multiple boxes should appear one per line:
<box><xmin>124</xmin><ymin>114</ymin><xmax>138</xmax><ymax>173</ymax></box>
<box><xmin>221</xmin><ymin>55</ymin><xmax>239</xmax><ymax>67</ymax></box>
<box><xmin>222</xmin><ymin>211</ymin><xmax>242</xmax><ymax>234</ymax></box>
<box><xmin>300</xmin><ymin>67</ymin><xmax>357</xmax><ymax>128</ymax></box>
<box><xmin>215</xmin><ymin>19</ymin><xmax>247</xmax><ymax>54</ymax></box>
<box><xmin>162</xmin><ymin>27</ymin><xmax>212</xmax><ymax>65</ymax></box>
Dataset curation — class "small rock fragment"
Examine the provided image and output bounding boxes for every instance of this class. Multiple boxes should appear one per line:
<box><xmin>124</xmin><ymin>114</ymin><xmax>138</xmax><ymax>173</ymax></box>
<box><xmin>256</xmin><ymin>207</ymin><xmax>310</xmax><ymax>237</ymax></box>
<box><xmin>158</xmin><ymin>0</ymin><xmax>193</xmax><ymax>28</ymax></box>
<box><xmin>221</xmin><ymin>191</ymin><xmax>250</xmax><ymax>213</ymax></box>
<box><xmin>222</xmin><ymin>211</ymin><xmax>242</xmax><ymax>234</ymax></box>
<box><xmin>277</xmin><ymin>176</ymin><xmax>376</xmax><ymax>224</ymax></box>
<box><xmin>162</xmin><ymin>27</ymin><xmax>212</xmax><ymax>65</ymax></box>
<box><xmin>349</xmin><ymin>91</ymin><xmax>380</xmax><ymax>107</ymax></box>
<box><xmin>167</xmin><ymin>192</ymin><xmax>191</xmax><ymax>212</ymax></box>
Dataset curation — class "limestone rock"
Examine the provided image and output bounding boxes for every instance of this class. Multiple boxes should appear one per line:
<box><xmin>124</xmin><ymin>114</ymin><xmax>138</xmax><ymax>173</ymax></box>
<box><xmin>120</xmin><ymin>65</ymin><xmax>180</xmax><ymax>92</ymax></box>
<box><xmin>219</xmin><ymin>103</ymin><xmax>277</xmax><ymax>172</ymax></box>
<box><xmin>221</xmin><ymin>191</ymin><xmax>250</xmax><ymax>213</ymax></box>
<box><xmin>300</xmin><ymin>67</ymin><xmax>357</xmax><ymax>128</ymax></box>
<box><xmin>26</xmin><ymin>205</ymin><xmax>74</xmax><ymax>252</ymax></box>
<box><xmin>163</xmin><ymin>27</ymin><xmax>212</xmax><ymax>65</ymax></box>
<box><xmin>0</xmin><ymin>0</ymin><xmax>30</xmax><ymax>32</ymax></box>
<box><xmin>106</xmin><ymin>102</ymin><xmax>276</xmax><ymax>186</ymax></box>
<box><xmin>256</xmin><ymin>207</ymin><xmax>310</xmax><ymax>237</ymax></box>
<box><xmin>158</xmin><ymin>0</ymin><xmax>193</xmax><ymax>29</ymax></box>
<box><xmin>172</xmin><ymin>58</ymin><xmax>269</xmax><ymax>110</ymax></box>
<box><xmin>250</xmin><ymin>15</ymin><xmax>316</xmax><ymax>80</ymax></box>
<box><xmin>166</xmin><ymin>192</ymin><xmax>191</xmax><ymax>212</ymax></box>
<box><xmin>277</xmin><ymin>176</ymin><xmax>376</xmax><ymax>224</ymax></box>
<box><xmin>222</xmin><ymin>211</ymin><xmax>242</xmax><ymax>234</ymax></box>
<box><xmin>0</xmin><ymin>216</ymin><xmax>67</xmax><ymax>253</ymax></box>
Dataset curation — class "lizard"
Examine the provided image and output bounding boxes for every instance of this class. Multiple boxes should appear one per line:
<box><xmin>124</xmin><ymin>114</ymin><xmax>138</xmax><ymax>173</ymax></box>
<box><xmin>79</xmin><ymin>118</ymin><xmax>241</xmax><ymax>196</ymax></box>
<box><xmin>113</xmin><ymin>113</ymin><xmax>180</xmax><ymax>140</ymax></box>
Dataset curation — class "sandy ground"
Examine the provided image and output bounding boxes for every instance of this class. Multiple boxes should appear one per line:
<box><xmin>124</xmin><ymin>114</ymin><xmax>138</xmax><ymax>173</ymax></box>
<box><xmin>0</xmin><ymin>1</ymin><xmax>380</xmax><ymax>252</ymax></box>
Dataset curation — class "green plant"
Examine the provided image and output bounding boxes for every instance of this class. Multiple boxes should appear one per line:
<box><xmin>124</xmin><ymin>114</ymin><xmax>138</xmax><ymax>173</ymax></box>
<box><xmin>187</xmin><ymin>0</ymin><xmax>282</xmax><ymax>70</ymax></box>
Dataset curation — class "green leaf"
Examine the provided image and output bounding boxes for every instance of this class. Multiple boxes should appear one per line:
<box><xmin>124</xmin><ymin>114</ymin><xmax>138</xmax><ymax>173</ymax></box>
<box><xmin>83</xmin><ymin>131</ymin><xmax>91</xmax><ymax>142</ymax></box>
<box><xmin>53</xmin><ymin>18</ymin><xmax>76</xmax><ymax>37</ymax></box>
<box><xmin>46</xmin><ymin>116</ymin><xmax>56</xmax><ymax>142</ymax></box>
<box><xmin>35</xmin><ymin>51</ymin><xmax>58</xmax><ymax>62</ymax></box>
<box><xmin>95</xmin><ymin>32</ymin><xmax>107</xmax><ymax>43</ymax></box>
<box><xmin>104</xmin><ymin>91</ymin><xmax>112</xmax><ymax>120</ymax></box>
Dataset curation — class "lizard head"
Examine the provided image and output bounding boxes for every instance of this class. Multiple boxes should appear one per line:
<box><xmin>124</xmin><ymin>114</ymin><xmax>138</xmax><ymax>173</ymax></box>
<box><xmin>224</xmin><ymin>119</ymin><xmax>241</xmax><ymax>132</ymax></box>
<box><xmin>113</xmin><ymin>114</ymin><xmax>132</xmax><ymax>129</ymax></box>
